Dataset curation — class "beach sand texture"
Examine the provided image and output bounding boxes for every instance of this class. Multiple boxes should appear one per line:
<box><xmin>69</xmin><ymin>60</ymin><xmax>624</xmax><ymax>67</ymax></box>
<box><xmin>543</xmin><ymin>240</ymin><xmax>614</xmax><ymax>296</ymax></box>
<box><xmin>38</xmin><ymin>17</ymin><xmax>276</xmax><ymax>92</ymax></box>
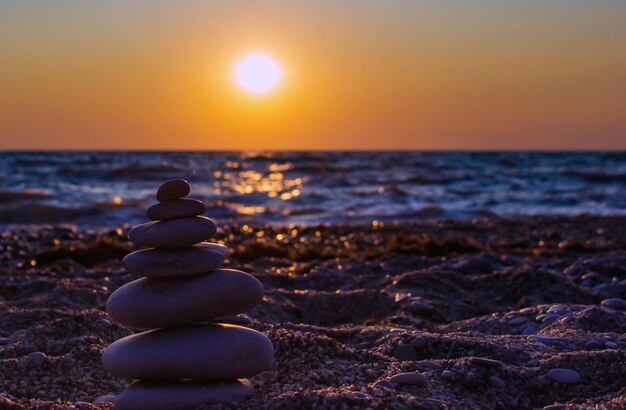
<box><xmin>0</xmin><ymin>216</ymin><xmax>624</xmax><ymax>409</ymax></box>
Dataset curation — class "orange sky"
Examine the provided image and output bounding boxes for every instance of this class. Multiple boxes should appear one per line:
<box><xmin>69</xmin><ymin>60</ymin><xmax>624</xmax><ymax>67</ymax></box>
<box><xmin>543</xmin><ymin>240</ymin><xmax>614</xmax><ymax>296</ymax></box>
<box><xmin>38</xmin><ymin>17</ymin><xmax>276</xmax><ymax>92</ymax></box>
<box><xmin>1</xmin><ymin>1</ymin><xmax>625</xmax><ymax>150</ymax></box>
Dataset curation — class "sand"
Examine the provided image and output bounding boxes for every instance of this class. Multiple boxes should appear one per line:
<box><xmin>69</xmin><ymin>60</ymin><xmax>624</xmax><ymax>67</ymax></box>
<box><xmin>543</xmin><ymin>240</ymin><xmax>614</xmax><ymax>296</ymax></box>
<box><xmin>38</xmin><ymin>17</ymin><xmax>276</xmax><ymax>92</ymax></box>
<box><xmin>0</xmin><ymin>216</ymin><xmax>624</xmax><ymax>409</ymax></box>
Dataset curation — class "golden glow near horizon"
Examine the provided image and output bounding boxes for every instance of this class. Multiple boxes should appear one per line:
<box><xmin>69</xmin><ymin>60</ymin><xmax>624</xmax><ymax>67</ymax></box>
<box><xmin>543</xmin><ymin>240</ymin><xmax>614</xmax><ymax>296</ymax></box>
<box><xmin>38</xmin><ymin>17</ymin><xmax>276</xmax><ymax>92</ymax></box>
<box><xmin>234</xmin><ymin>53</ymin><xmax>282</xmax><ymax>95</ymax></box>
<box><xmin>0</xmin><ymin>1</ymin><xmax>625</xmax><ymax>150</ymax></box>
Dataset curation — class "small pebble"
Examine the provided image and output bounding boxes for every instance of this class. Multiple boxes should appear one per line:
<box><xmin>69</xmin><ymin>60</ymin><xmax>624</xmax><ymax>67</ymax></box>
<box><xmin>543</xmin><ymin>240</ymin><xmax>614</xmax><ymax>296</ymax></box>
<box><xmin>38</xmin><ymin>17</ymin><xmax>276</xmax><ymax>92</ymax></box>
<box><xmin>521</xmin><ymin>325</ymin><xmax>538</xmax><ymax>335</ymax></box>
<box><xmin>488</xmin><ymin>376</ymin><xmax>506</xmax><ymax>389</ymax></box>
<box><xmin>24</xmin><ymin>351</ymin><xmax>46</xmax><ymax>367</ymax></box>
<box><xmin>156</xmin><ymin>179</ymin><xmax>190</xmax><ymax>202</ymax></box>
<box><xmin>508</xmin><ymin>317</ymin><xmax>527</xmax><ymax>325</ymax></box>
<box><xmin>605</xmin><ymin>341</ymin><xmax>618</xmax><ymax>349</ymax></box>
<box><xmin>469</xmin><ymin>357</ymin><xmax>502</xmax><ymax>367</ymax></box>
<box><xmin>547</xmin><ymin>368</ymin><xmax>580</xmax><ymax>384</ymax></box>
<box><xmin>410</xmin><ymin>336</ymin><xmax>426</xmax><ymax>348</ymax></box>
<box><xmin>541</xmin><ymin>314</ymin><xmax>561</xmax><ymax>325</ymax></box>
<box><xmin>372</xmin><ymin>379</ymin><xmax>394</xmax><ymax>389</ymax></box>
<box><xmin>543</xmin><ymin>405</ymin><xmax>567</xmax><ymax>410</ymax></box>
<box><xmin>93</xmin><ymin>394</ymin><xmax>116</xmax><ymax>404</ymax></box>
<box><xmin>0</xmin><ymin>337</ymin><xmax>10</xmax><ymax>346</ymax></box>
<box><xmin>601</xmin><ymin>298</ymin><xmax>626</xmax><ymax>310</ymax></box>
<box><xmin>441</xmin><ymin>370</ymin><xmax>454</xmax><ymax>380</ymax></box>
<box><xmin>392</xmin><ymin>344</ymin><xmax>417</xmax><ymax>361</ymax></box>
<box><xmin>419</xmin><ymin>360</ymin><xmax>442</xmax><ymax>370</ymax></box>
<box><xmin>388</xmin><ymin>372</ymin><xmax>427</xmax><ymax>387</ymax></box>
<box><xmin>585</xmin><ymin>340</ymin><xmax>603</xmax><ymax>350</ymax></box>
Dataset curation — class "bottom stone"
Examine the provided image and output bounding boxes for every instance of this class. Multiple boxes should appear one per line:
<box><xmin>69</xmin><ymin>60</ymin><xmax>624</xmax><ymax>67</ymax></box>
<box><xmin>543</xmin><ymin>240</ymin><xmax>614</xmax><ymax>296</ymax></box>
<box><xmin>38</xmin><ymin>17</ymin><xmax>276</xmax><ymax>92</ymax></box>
<box><xmin>115</xmin><ymin>379</ymin><xmax>254</xmax><ymax>410</ymax></box>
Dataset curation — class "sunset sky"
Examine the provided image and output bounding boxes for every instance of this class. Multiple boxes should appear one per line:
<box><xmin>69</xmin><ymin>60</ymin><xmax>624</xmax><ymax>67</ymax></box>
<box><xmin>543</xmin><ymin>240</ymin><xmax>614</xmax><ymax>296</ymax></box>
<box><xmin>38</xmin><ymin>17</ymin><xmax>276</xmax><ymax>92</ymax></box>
<box><xmin>1</xmin><ymin>1</ymin><xmax>625</xmax><ymax>150</ymax></box>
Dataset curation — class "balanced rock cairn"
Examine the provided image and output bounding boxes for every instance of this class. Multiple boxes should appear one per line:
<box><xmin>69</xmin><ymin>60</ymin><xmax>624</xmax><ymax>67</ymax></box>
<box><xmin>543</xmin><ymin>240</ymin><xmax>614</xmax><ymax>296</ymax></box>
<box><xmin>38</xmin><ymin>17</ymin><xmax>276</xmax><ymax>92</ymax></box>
<box><xmin>102</xmin><ymin>179</ymin><xmax>273</xmax><ymax>410</ymax></box>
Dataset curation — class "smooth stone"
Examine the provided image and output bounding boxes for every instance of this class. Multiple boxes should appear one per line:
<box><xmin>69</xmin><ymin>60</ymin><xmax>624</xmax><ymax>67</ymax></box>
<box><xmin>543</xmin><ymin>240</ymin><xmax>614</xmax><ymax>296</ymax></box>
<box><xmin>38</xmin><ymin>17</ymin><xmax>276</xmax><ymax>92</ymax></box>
<box><xmin>93</xmin><ymin>394</ymin><xmax>116</xmax><ymax>404</ymax></box>
<box><xmin>102</xmin><ymin>324</ymin><xmax>273</xmax><ymax>380</ymax></box>
<box><xmin>419</xmin><ymin>360</ymin><xmax>442</xmax><ymax>371</ymax></box>
<box><xmin>389</xmin><ymin>372</ymin><xmax>427</xmax><ymax>386</ymax></box>
<box><xmin>115</xmin><ymin>379</ymin><xmax>253</xmax><ymax>410</ymax></box>
<box><xmin>410</xmin><ymin>336</ymin><xmax>426</xmax><ymax>348</ymax></box>
<box><xmin>541</xmin><ymin>314</ymin><xmax>561</xmax><ymax>325</ymax></box>
<box><xmin>107</xmin><ymin>269</ymin><xmax>263</xmax><ymax>328</ymax></box>
<box><xmin>129</xmin><ymin>216</ymin><xmax>217</xmax><ymax>248</ymax></box>
<box><xmin>156</xmin><ymin>179</ymin><xmax>190</xmax><ymax>202</ymax></box>
<box><xmin>508</xmin><ymin>317</ymin><xmax>528</xmax><ymax>325</ymax></box>
<box><xmin>393</xmin><ymin>344</ymin><xmax>417</xmax><ymax>361</ymax></box>
<box><xmin>122</xmin><ymin>243</ymin><xmax>228</xmax><ymax>278</ymax></box>
<box><xmin>24</xmin><ymin>351</ymin><xmax>46</xmax><ymax>367</ymax></box>
<box><xmin>214</xmin><ymin>314</ymin><xmax>253</xmax><ymax>326</ymax></box>
<box><xmin>469</xmin><ymin>357</ymin><xmax>502</xmax><ymax>367</ymax></box>
<box><xmin>547</xmin><ymin>368</ymin><xmax>580</xmax><ymax>384</ymax></box>
<box><xmin>585</xmin><ymin>340</ymin><xmax>604</xmax><ymax>350</ymax></box>
<box><xmin>601</xmin><ymin>298</ymin><xmax>626</xmax><ymax>310</ymax></box>
<box><xmin>488</xmin><ymin>376</ymin><xmax>506</xmax><ymax>389</ymax></box>
<box><xmin>372</xmin><ymin>380</ymin><xmax>394</xmax><ymax>389</ymax></box>
<box><xmin>147</xmin><ymin>198</ymin><xmax>206</xmax><ymax>221</ymax></box>
<box><xmin>543</xmin><ymin>405</ymin><xmax>567</xmax><ymax>410</ymax></box>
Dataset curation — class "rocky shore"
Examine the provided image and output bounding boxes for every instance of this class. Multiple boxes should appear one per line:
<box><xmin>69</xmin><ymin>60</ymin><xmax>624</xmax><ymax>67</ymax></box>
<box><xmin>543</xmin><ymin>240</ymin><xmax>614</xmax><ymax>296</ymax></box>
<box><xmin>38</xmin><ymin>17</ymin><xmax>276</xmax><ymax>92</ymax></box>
<box><xmin>0</xmin><ymin>215</ymin><xmax>625</xmax><ymax>409</ymax></box>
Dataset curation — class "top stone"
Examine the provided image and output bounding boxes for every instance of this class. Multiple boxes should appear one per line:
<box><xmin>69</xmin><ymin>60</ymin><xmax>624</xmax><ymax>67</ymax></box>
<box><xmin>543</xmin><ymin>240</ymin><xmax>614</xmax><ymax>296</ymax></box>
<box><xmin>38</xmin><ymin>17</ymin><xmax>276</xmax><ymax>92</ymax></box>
<box><xmin>157</xmin><ymin>179</ymin><xmax>190</xmax><ymax>202</ymax></box>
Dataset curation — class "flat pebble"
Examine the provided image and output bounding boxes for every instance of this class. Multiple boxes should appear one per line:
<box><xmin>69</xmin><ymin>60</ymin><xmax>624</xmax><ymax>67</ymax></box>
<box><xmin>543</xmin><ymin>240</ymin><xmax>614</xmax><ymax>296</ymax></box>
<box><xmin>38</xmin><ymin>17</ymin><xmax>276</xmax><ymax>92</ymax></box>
<box><xmin>122</xmin><ymin>243</ymin><xmax>228</xmax><ymax>278</ymax></box>
<box><xmin>605</xmin><ymin>341</ymin><xmax>618</xmax><ymax>349</ymax></box>
<box><xmin>115</xmin><ymin>379</ymin><xmax>253</xmax><ymax>410</ymax></box>
<box><xmin>147</xmin><ymin>198</ymin><xmax>206</xmax><ymax>221</ymax></box>
<box><xmin>103</xmin><ymin>324</ymin><xmax>273</xmax><ymax>380</ymax></box>
<box><xmin>488</xmin><ymin>376</ymin><xmax>505</xmax><ymax>389</ymax></box>
<box><xmin>521</xmin><ymin>324</ymin><xmax>538</xmax><ymax>335</ymax></box>
<box><xmin>129</xmin><ymin>216</ymin><xmax>217</xmax><ymax>248</ymax></box>
<box><xmin>601</xmin><ymin>298</ymin><xmax>626</xmax><ymax>310</ymax></box>
<box><xmin>585</xmin><ymin>340</ymin><xmax>604</xmax><ymax>350</ymax></box>
<box><xmin>388</xmin><ymin>372</ymin><xmax>427</xmax><ymax>386</ymax></box>
<box><xmin>419</xmin><ymin>360</ymin><xmax>442</xmax><ymax>370</ymax></box>
<box><xmin>410</xmin><ymin>336</ymin><xmax>426</xmax><ymax>348</ymax></box>
<box><xmin>543</xmin><ymin>405</ymin><xmax>567</xmax><ymax>410</ymax></box>
<box><xmin>508</xmin><ymin>317</ymin><xmax>528</xmax><ymax>325</ymax></box>
<box><xmin>107</xmin><ymin>269</ymin><xmax>263</xmax><ymax>328</ymax></box>
<box><xmin>24</xmin><ymin>351</ymin><xmax>46</xmax><ymax>367</ymax></box>
<box><xmin>530</xmin><ymin>336</ymin><xmax>566</xmax><ymax>346</ymax></box>
<box><xmin>469</xmin><ymin>357</ymin><xmax>502</xmax><ymax>367</ymax></box>
<box><xmin>547</xmin><ymin>368</ymin><xmax>580</xmax><ymax>384</ymax></box>
<box><xmin>156</xmin><ymin>179</ymin><xmax>190</xmax><ymax>202</ymax></box>
<box><xmin>541</xmin><ymin>314</ymin><xmax>561</xmax><ymax>325</ymax></box>
<box><xmin>441</xmin><ymin>370</ymin><xmax>454</xmax><ymax>380</ymax></box>
<box><xmin>372</xmin><ymin>380</ymin><xmax>394</xmax><ymax>389</ymax></box>
<box><xmin>93</xmin><ymin>394</ymin><xmax>116</xmax><ymax>404</ymax></box>
<box><xmin>392</xmin><ymin>344</ymin><xmax>417</xmax><ymax>361</ymax></box>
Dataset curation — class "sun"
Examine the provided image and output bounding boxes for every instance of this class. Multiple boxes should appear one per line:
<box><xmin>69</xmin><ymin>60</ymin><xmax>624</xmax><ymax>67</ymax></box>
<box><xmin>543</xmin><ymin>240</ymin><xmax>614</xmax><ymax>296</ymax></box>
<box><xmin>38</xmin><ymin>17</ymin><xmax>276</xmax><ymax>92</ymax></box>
<box><xmin>234</xmin><ymin>53</ymin><xmax>282</xmax><ymax>95</ymax></box>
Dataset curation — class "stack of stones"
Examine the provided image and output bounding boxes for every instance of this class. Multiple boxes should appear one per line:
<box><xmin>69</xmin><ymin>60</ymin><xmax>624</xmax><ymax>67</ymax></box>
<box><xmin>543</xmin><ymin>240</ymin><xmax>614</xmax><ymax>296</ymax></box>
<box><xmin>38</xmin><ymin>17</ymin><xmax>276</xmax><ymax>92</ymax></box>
<box><xmin>102</xmin><ymin>179</ymin><xmax>273</xmax><ymax>410</ymax></box>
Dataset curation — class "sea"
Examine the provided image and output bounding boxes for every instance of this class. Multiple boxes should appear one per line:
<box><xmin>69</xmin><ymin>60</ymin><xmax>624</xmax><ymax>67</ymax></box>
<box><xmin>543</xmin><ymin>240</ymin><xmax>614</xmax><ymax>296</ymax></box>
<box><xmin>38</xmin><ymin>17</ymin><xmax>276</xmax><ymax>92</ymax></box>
<box><xmin>0</xmin><ymin>151</ymin><xmax>625</xmax><ymax>227</ymax></box>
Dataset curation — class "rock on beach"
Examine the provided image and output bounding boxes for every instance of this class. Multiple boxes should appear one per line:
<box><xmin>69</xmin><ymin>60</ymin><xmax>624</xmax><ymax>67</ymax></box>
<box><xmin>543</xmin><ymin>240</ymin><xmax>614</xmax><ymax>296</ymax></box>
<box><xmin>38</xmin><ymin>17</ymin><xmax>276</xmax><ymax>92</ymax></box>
<box><xmin>102</xmin><ymin>324</ymin><xmax>274</xmax><ymax>380</ymax></box>
<box><xmin>156</xmin><ymin>179</ymin><xmax>190</xmax><ymax>202</ymax></box>
<box><xmin>106</xmin><ymin>269</ymin><xmax>264</xmax><ymax>328</ymax></box>
<box><xmin>128</xmin><ymin>216</ymin><xmax>217</xmax><ymax>248</ymax></box>
<box><xmin>146</xmin><ymin>198</ymin><xmax>206</xmax><ymax>221</ymax></box>
<box><xmin>115</xmin><ymin>379</ymin><xmax>253</xmax><ymax>410</ymax></box>
<box><xmin>122</xmin><ymin>243</ymin><xmax>228</xmax><ymax>278</ymax></box>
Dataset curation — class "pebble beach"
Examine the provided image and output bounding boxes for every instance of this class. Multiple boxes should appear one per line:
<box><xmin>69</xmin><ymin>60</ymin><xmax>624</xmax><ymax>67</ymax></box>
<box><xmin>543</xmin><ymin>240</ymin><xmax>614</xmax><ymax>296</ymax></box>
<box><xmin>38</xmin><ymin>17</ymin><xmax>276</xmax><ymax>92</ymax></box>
<box><xmin>1</xmin><ymin>215</ymin><xmax>625</xmax><ymax>409</ymax></box>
